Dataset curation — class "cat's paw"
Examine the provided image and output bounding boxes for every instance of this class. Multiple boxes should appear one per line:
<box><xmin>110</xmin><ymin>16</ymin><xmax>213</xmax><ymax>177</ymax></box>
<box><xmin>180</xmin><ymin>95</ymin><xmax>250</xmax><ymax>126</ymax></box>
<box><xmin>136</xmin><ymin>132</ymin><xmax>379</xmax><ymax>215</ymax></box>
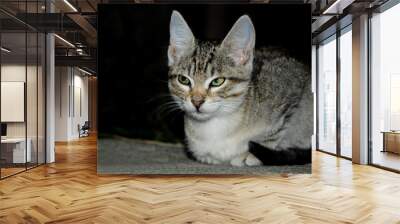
<box><xmin>245</xmin><ymin>153</ymin><xmax>262</xmax><ymax>166</ymax></box>
<box><xmin>196</xmin><ymin>155</ymin><xmax>221</xmax><ymax>165</ymax></box>
<box><xmin>230</xmin><ymin>156</ymin><xmax>246</xmax><ymax>167</ymax></box>
<box><xmin>230</xmin><ymin>153</ymin><xmax>262</xmax><ymax>167</ymax></box>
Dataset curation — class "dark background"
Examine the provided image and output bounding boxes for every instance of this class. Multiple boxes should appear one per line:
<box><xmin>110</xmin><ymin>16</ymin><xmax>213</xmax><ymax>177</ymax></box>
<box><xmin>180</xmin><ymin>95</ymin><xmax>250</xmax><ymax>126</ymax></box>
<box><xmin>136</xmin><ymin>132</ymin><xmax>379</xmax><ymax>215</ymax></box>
<box><xmin>98</xmin><ymin>4</ymin><xmax>311</xmax><ymax>143</ymax></box>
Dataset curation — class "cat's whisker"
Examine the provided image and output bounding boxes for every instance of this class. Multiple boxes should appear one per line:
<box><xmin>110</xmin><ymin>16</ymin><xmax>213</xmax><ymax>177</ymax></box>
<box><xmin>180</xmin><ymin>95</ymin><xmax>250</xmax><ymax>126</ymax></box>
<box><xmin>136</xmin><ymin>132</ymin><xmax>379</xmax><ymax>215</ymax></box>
<box><xmin>154</xmin><ymin>105</ymin><xmax>182</xmax><ymax>120</ymax></box>
<box><xmin>167</xmin><ymin>109</ymin><xmax>185</xmax><ymax>122</ymax></box>
<box><xmin>154</xmin><ymin>102</ymin><xmax>181</xmax><ymax>116</ymax></box>
<box><xmin>158</xmin><ymin>108</ymin><xmax>183</xmax><ymax>121</ymax></box>
<box><xmin>157</xmin><ymin>104</ymin><xmax>182</xmax><ymax>114</ymax></box>
<box><xmin>146</xmin><ymin>94</ymin><xmax>174</xmax><ymax>103</ymax></box>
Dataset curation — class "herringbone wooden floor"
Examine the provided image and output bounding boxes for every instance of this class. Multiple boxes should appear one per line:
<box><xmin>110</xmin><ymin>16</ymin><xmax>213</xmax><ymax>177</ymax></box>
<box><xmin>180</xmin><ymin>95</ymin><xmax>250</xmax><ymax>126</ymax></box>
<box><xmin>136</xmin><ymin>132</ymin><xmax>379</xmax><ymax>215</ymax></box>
<box><xmin>1</xmin><ymin>135</ymin><xmax>400</xmax><ymax>224</ymax></box>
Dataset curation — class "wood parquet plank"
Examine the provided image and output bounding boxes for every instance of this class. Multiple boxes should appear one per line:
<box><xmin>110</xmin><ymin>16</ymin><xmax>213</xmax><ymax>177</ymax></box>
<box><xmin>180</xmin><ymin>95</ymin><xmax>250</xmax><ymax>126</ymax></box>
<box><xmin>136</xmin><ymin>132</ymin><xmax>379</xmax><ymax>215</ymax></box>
<box><xmin>0</xmin><ymin>135</ymin><xmax>399</xmax><ymax>223</ymax></box>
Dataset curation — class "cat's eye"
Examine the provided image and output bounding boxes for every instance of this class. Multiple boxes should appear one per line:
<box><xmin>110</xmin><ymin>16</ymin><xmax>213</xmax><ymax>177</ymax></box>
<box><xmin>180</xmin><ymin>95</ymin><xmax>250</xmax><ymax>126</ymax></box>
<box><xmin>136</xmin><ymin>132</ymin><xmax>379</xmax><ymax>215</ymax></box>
<box><xmin>209</xmin><ymin>77</ymin><xmax>226</xmax><ymax>87</ymax></box>
<box><xmin>177</xmin><ymin>75</ymin><xmax>191</xmax><ymax>86</ymax></box>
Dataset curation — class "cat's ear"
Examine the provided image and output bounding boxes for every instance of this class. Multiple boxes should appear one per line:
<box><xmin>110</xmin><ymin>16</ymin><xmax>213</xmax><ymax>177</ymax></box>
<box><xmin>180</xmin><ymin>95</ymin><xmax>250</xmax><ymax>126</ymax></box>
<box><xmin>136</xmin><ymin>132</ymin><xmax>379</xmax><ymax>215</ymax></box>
<box><xmin>168</xmin><ymin>11</ymin><xmax>195</xmax><ymax>66</ymax></box>
<box><xmin>220</xmin><ymin>15</ymin><xmax>255</xmax><ymax>66</ymax></box>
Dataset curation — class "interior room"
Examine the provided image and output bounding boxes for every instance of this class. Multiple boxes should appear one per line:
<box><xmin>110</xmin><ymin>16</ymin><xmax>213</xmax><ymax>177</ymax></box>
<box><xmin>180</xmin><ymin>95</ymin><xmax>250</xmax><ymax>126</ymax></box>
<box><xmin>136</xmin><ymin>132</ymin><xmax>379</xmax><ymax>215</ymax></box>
<box><xmin>0</xmin><ymin>21</ymin><xmax>46</xmax><ymax>178</ymax></box>
<box><xmin>0</xmin><ymin>0</ymin><xmax>400</xmax><ymax>223</ymax></box>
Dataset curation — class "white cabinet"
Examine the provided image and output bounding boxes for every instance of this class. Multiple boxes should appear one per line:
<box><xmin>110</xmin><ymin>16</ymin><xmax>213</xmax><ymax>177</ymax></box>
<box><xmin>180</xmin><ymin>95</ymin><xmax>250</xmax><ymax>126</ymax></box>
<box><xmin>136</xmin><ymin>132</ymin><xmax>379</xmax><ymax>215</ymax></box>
<box><xmin>1</xmin><ymin>138</ymin><xmax>32</xmax><ymax>163</ymax></box>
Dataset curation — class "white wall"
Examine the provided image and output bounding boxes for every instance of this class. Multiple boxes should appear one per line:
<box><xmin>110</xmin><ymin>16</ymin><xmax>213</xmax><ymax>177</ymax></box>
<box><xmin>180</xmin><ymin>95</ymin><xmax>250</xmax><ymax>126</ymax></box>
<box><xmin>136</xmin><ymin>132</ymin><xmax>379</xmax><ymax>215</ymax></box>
<box><xmin>55</xmin><ymin>66</ymin><xmax>70</xmax><ymax>141</ymax></box>
<box><xmin>1</xmin><ymin>65</ymin><xmax>41</xmax><ymax>138</ymax></box>
<box><xmin>1</xmin><ymin>82</ymin><xmax>25</xmax><ymax>122</ymax></box>
<box><xmin>1</xmin><ymin>63</ymin><xmax>46</xmax><ymax>164</ymax></box>
<box><xmin>55</xmin><ymin>66</ymin><xmax>89</xmax><ymax>141</ymax></box>
<box><xmin>72</xmin><ymin>73</ymin><xmax>89</xmax><ymax>138</ymax></box>
<box><xmin>1</xmin><ymin>65</ymin><xmax>26</xmax><ymax>132</ymax></box>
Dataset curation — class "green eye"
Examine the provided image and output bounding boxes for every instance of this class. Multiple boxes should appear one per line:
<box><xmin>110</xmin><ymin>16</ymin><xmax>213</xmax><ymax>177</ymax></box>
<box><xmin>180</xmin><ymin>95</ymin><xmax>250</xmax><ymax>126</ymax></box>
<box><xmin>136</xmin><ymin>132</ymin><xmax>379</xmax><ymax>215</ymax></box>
<box><xmin>210</xmin><ymin>77</ymin><xmax>226</xmax><ymax>87</ymax></box>
<box><xmin>177</xmin><ymin>75</ymin><xmax>190</xmax><ymax>86</ymax></box>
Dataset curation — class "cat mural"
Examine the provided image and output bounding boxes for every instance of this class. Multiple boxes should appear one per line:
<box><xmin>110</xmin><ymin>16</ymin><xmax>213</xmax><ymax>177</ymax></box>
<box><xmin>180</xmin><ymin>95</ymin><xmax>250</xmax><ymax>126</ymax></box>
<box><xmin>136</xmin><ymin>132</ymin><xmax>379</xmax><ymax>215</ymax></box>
<box><xmin>167</xmin><ymin>11</ymin><xmax>313</xmax><ymax>167</ymax></box>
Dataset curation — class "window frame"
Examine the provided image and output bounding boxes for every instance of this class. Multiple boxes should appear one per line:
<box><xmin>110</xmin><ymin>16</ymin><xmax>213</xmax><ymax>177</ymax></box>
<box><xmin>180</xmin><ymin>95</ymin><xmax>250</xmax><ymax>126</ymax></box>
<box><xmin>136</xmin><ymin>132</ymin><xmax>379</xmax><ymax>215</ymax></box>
<box><xmin>315</xmin><ymin>24</ymin><xmax>353</xmax><ymax>161</ymax></box>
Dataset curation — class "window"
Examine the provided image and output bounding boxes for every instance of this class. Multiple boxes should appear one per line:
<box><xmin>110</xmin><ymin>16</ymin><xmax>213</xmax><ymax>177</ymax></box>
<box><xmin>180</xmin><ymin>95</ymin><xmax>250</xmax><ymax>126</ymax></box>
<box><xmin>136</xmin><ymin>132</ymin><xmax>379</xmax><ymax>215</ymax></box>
<box><xmin>0</xmin><ymin>1</ymin><xmax>46</xmax><ymax>179</ymax></box>
<box><xmin>339</xmin><ymin>27</ymin><xmax>352</xmax><ymax>158</ymax></box>
<box><xmin>317</xmin><ymin>35</ymin><xmax>337</xmax><ymax>154</ymax></box>
<box><xmin>370</xmin><ymin>3</ymin><xmax>400</xmax><ymax>171</ymax></box>
<box><xmin>316</xmin><ymin>25</ymin><xmax>353</xmax><ymax>159</ymax></box>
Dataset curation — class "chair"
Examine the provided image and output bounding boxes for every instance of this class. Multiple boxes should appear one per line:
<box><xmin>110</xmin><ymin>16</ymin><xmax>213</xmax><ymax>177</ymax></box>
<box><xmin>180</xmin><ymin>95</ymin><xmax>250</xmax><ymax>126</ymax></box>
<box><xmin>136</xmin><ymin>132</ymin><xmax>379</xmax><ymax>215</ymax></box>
<box><xmin>78</xmin><ymin>121</ymin><xmax>90</xmax><ymax>138</ymax></box>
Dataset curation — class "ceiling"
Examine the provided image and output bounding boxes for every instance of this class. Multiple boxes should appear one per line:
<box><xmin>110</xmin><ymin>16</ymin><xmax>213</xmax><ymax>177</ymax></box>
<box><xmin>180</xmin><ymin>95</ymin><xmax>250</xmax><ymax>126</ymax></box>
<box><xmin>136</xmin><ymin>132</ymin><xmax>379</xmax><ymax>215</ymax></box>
<box><xmin>0</xmin><ymin>0</ymin><xmax>391</xmax><ymax>73</ymax></box>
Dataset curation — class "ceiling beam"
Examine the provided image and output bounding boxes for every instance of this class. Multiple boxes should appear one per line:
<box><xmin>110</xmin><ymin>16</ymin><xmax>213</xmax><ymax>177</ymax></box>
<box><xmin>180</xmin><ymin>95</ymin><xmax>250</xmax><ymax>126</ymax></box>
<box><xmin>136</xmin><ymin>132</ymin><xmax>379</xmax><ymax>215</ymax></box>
<box><xmin>322</xmin><ymin>0</ymin><xmax>355</xmax><ymax>14</ymax></box>
<box><xmin>51</xmin><ymin>0</ymin><xmax>97</xmax><ymax>47</ymax></box>
<box><xmin>67</xmin><ymin>13</ymin><xmax>97</xmax><ymax>46</ymax></box>
<box><xmin>55</xmin><ymin>55</ymin><xmax>96</xmax><ymax>71</ymax></box>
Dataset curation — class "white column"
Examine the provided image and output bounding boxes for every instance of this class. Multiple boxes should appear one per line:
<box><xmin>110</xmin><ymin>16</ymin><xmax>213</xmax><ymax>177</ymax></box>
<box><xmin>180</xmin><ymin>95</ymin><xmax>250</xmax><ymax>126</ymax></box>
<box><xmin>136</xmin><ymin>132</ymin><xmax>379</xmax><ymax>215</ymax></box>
<box><xmin>46</xmin><ymin>33</ymin><xmax>55</xmax><ymax>163</ymax></box>
<box><xmin>312</xmin><ymin>45</ymin><xmax>317</xmax><ymax>150</ymax></box>
<box><xmin>46</xmin><ymin>0</ymin><xmax>55</xmax><ymax>163</ymax></box>
<box><xmin>352</xmin><ymin>14</ymin><xmax>369</xmax><ymax>164</ymax></box>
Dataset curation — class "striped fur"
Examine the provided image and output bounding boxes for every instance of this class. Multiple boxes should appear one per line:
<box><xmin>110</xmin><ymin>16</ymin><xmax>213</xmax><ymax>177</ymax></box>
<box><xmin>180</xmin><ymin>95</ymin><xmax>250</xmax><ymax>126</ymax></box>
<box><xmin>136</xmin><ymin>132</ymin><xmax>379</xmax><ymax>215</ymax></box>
<box><xmin>168</xmin><ymin>11</ymin><xmax>312</xmax><ymax>166</ymax></box>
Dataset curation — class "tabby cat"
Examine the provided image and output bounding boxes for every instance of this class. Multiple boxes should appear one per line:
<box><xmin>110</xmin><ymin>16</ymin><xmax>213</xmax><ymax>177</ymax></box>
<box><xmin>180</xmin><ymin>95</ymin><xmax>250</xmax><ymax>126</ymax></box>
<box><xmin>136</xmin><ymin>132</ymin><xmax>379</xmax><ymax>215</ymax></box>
<box><xmin>167</xmin><ymin>11</ymin><xmax>313</xmax><ymax>167</ymax></box>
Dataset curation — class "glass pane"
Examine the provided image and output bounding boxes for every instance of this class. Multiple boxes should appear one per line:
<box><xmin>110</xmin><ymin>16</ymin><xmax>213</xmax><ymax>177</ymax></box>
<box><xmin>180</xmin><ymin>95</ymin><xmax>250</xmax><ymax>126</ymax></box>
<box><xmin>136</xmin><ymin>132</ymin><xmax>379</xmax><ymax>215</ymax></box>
<box><xmin>26</xmin><ymin>0</ymin><xmax>38</xmax><ymax>169</ymax></box>
<box><xmin>1</xmin><ymin>32</ymin><xmax>27</xmax><ymax>177</ymax></box>
<box><xmin>340</xmin><ymin>29</ymin><xmax>352</xmax><ymax>158</ymax></box>
<box><xmin>27</xmin><ymin>31</ymin><xmax>38</xmax><ymax>169</ymax></box>
<box><xmin>318</xmin><ymin>36</ymin><xmax>337</xmax><ymax>154</ymax></box>
<box><xmin>371</xmin><ymin>4</ymin><xmax>400</xmax><ymax>171</ymax></box>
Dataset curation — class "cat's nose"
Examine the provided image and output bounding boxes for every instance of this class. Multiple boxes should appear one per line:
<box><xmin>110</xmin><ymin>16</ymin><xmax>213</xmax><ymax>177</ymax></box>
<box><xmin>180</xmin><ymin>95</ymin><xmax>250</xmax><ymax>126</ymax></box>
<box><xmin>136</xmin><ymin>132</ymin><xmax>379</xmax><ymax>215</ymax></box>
<box><xmin>191</xmin><ymin>97</ymin><xmax>205</xmax><ymax>110</ymax></box>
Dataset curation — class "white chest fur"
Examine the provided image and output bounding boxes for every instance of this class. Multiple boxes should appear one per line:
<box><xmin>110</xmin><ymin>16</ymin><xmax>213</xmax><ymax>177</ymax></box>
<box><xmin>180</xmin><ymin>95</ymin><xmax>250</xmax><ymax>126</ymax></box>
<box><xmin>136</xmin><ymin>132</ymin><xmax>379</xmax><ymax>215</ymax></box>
<box><xmin>185</xmin><ymin>112</ymin><xmax>262</xmax><ymax>163</ymax></box>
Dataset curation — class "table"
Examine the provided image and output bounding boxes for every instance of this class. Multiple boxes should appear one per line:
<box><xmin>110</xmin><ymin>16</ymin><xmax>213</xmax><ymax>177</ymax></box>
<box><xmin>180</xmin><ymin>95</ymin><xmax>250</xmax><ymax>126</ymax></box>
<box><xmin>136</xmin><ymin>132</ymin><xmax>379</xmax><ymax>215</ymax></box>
<box><xmin>381</xmin><ymin>131</ymin><xmax>400</xmax><ymax>154</ymax></box>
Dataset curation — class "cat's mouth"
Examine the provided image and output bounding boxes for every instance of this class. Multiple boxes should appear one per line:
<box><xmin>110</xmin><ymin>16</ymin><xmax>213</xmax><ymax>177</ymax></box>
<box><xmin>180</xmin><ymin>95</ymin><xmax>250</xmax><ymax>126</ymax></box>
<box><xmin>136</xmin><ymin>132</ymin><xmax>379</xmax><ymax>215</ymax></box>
<box><xmin>187</xmin><ymin>110</ymin><xmax>213</xmax><ymax>121</ymax></box>
<box><xmin>180</xmin><ymin>100</ymin><xmax>221</xmax><ymax>120</ymax></box>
